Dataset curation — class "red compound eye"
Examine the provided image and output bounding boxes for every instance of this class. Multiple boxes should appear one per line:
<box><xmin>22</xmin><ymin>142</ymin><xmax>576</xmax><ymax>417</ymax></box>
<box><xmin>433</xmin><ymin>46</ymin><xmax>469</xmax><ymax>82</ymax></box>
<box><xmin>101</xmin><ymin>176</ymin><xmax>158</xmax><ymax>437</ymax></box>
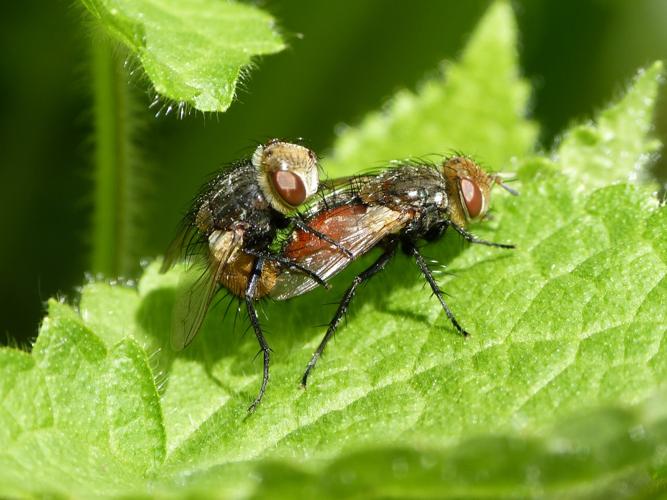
<box><xmin>460</xmin><ymin>177</ymin><xmax>483</xmax><ymax>219</ymax></box>
<box><xmin>271</xmin><ymin>170</ymin><xmax>307</xmax><ymax>207</ymax></box>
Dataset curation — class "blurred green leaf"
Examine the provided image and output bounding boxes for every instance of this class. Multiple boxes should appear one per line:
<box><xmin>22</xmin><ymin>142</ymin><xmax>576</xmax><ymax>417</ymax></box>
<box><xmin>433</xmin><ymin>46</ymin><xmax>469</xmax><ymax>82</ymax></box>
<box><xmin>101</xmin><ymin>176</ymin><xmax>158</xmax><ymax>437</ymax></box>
<box><xmin>81</xmin><ymin>0</ymin><xmax>285</xmax><ymax>112</ymax></box>
<box><xmin>325</xmin><ymin>1</ymin><xmax>537</xmax><ymax>176</ymax></box>
<box><xmin>90</xmin><ymin>39</ymin><xmax>143</xmax><ymax>277</ymax></box>
<box><xmin>1</xmin><ymin>3</ymin><xmax>666</xmax><ymax>497</ymax></box>
<box><xmin>245</xmin><ymin>399</ymin><xmax>667</xmax><ymax>499</ymax></box>
<box><xmin>557</xmin><ymin>61</ymin><xmax>663</xmax><ymax>189</ymax></box>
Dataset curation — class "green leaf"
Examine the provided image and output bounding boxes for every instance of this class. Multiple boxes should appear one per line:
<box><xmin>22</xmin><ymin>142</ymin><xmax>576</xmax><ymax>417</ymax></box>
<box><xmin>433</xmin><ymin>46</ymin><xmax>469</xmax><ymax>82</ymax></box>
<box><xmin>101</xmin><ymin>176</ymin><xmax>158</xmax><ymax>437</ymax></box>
<box><xmin>557</xmin><ymin>61</ymin><xmax>663</xmax><ymax>189</ymax></box>
<box><xmin>0</xmin><ymin>302</ymin><xmax>164</xmax><ymax>496</ymax></box>
<box><xmin>2</xmin><ymin>3</ymin><xmax>666</xmax><ymax>497</ymax></box>
<box><xmin>227</xmin><ymin>398</ymin><xmax>667</xmax><ymax>499</ymax></box>
<box><xmin>81</xmin><ymin>0</ymin><xmax>286</xmax><ymax>113</ymax></box>
<box><xmin>324</xmin><ymin>1</ymin><xmax>537</xmax><ymax>177</ymax></box>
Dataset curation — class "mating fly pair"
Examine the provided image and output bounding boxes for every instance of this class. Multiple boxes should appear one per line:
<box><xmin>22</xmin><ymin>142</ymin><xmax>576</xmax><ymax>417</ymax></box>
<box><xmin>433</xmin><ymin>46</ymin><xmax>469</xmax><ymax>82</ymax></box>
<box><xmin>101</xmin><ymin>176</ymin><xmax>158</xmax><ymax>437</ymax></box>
<box><xmin>162</xmin><ymin>141</ymin><xmax>515</xmax><ymax>410</ymax></box>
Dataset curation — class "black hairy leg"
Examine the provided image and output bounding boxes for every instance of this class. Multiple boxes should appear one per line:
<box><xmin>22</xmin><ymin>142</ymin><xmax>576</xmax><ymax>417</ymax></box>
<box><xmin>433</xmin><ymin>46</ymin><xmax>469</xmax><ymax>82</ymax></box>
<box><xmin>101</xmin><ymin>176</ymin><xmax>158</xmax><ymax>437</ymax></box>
<box><xmin>244</xmin><ymin>248</ymin><xmax>330</xmax><ymax>290</ymax></box>
<box><xmin>404</xmin><ymin>241</ymin><xmax>469</xmax><ymax>337</ymax></box>
<box><xmin>245</xmin><ymin>257</ymin><xmax>271</xmax><ymax>413</ymax></box>
<box><xmin>301</xmin><ymin>237</ymin><xmax>400</xmax><ymax>387</ymax></box>
<box><xmin>450</xmin><ymin>222</ymin><xmax>515</xmax><ymax>249</ymax></box>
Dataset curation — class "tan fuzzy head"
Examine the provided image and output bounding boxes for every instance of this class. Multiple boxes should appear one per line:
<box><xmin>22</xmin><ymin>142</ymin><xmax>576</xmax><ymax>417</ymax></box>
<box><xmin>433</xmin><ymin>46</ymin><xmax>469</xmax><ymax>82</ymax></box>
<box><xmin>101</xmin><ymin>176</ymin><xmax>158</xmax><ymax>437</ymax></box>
<box><xmin>253</xmin><ymin>140</ymin><xmax>319</xmax><ymax>214</ymax></box>
<box><xmin>442</xmin><ymin>156</ymin><xmax>512</xmax><ymax>227</ymax></box>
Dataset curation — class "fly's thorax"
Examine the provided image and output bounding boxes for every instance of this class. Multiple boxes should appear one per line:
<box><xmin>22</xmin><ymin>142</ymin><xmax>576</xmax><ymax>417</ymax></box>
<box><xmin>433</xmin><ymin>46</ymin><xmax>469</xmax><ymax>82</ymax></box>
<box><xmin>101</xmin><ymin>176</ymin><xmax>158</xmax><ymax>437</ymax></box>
<box><xmin>412</xmin><ymin>204</ymin><xmax>449</xmax><ymax>236</ymax></box>
<box><xmin>359</xmin><ymin>165</ymin><xmax>449</xmax><ymax>216</ymax></box>
<box><xmin>442</xmin><ymin>156</ymin><xmax>495</xmax><ymax>227</ymax></box>
<box><xmin>202</xmin><ymin>174</ymin><xmax>276</xmax><ymax>243</ymax></box>
<box><xmin>253</xmin><ymin>139</ymin><xmax>319</xmax><ymax>214</ymax></box>
<box><xmin>197</xmin><ymin>161</ymin><xmax>273</xmax><ymax>235</ymax></box>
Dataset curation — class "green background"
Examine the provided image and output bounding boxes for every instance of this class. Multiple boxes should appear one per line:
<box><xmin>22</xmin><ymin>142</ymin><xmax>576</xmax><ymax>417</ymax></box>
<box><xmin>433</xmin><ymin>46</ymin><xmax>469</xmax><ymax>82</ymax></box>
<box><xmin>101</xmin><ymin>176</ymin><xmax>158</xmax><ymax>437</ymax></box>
<box><xmin>1</xmin><ymin>0</ymin><xmax>666</xmax><ymax>346</ymax></box>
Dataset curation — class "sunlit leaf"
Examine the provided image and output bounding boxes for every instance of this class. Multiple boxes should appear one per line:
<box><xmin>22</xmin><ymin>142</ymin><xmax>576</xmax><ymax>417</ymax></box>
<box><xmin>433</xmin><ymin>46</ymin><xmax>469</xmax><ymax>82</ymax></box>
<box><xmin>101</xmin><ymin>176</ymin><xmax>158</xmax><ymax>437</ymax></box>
<box><xmin>81</xmin><ymin>0</ymin><xmax>286</xmax><ymax>112</ymax></box>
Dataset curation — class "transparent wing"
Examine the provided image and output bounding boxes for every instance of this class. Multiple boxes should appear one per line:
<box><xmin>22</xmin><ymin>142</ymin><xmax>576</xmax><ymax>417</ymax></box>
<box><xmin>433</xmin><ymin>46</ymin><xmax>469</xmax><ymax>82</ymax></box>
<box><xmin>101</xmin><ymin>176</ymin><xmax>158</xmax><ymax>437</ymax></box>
<box><xmin>270</xmin><ymin>203</ymin><xmax>409</xmax><ymax>300</ymax></box>
<box><xmin>302</xmin><ymin>175</ymin><xmax>372</xmax><ymax>215</ymax></box>
<box><xmin>170</xmin><ymin>230</ymin><xmax>242</xmax><ymax>350</ymax></box>
<box><xmin>317</xmin><ymin>175</ymin><xmax>368</xmax><ymax>191</ymax></box>
<box><xmin>315</xmin><ymin>159</ymin><xmax>438</xmax><ymax>197</ymax></box>
<box><xmin>160</xmin><ymin>219</ymin><xmax>200</xmax><ymax>273</ymax></box>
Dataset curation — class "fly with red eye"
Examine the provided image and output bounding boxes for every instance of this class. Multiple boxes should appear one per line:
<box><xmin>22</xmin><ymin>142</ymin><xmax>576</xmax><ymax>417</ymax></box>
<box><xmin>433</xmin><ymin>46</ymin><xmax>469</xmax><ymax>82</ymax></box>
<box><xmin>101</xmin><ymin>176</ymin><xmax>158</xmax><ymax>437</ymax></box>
<box><xmin>269</xmin><ymin>156</ymin><xmax>517</xmax><ymax>387</ymax></box>
<box><xmin>161</xmin><ymin>139</ymin><xmax>351</xmax><ymax>412</ymax></box>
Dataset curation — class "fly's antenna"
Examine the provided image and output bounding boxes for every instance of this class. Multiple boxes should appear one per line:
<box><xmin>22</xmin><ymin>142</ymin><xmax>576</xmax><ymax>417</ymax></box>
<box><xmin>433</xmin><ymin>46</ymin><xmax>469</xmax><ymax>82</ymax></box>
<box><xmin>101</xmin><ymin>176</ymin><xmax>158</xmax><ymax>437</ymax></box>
<box><xmin>490</xmin><ymin>173</ymin><xmax>519</xmax><ymax>196</ymax></box>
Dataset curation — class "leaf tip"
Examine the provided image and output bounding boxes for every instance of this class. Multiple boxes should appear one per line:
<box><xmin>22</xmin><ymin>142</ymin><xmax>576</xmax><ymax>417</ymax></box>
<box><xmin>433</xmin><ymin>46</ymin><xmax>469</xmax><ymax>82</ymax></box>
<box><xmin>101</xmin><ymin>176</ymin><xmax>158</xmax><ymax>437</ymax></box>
<box><xmin>467</xmin><ymin>0</ymin><xmax>517</xmax><ymax>51</ymax></box>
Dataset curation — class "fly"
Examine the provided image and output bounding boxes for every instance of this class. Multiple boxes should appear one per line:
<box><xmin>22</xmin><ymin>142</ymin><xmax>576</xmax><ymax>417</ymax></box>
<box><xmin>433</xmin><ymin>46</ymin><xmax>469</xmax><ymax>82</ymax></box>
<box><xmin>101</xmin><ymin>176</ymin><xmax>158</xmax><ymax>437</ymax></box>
<box><xmin>270</xmin><ymin>156</ymin><xmax>517</xmax><ymax>386</ymax></box>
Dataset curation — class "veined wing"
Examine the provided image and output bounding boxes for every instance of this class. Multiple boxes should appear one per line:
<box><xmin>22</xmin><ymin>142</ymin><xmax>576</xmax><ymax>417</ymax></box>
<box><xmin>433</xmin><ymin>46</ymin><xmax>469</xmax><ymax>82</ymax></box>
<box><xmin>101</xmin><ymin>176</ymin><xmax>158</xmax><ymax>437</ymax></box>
<box><xmin>170</xmin><ymin>229</ymin><xmax>242</xmax><ymax>350</ymax></box>
<box><xmin>270</xmin><ymin>203</ymin><xmax>410</xmax><ymax>300</ymax></box>
<box><xmin>317</xmin><ymin>175</ymin><xmax>370</xmax><ymax>192</ymax></box>
<box><xmin>301</xmin><ymin>174</ymin><xmax>373</xmax><ymax>215</ymax></box>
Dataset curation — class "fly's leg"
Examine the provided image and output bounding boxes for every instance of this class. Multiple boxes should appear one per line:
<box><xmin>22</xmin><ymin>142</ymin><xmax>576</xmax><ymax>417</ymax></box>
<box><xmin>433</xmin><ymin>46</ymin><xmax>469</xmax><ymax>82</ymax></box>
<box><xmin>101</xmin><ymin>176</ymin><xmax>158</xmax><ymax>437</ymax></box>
<box><xmin>405</xmin><ymin>242</ymin><xmax>469</xmax><ymax>337</ymax></box>
<box><xmin>244</xmin><ymin>248</ymin><xmax>329</xmax><ymax>289</ymax></box>
<box><xmin>301</xmin><ymin>238</ymin><xmax>399</xmax><ymax>387</ymax></box>
<box><xmin>246</xmin><ymin>257</ymin><xmax>271</xmax><ymax>413</ymax></box>
<box><xmin>450</xmin><ymin>223</ymin><xmax>515</xmax><ymax>249</ymax></box>
<box><xmin>293</xmin><ymin>218</ymin><xmax>354</xmax><ymax>259</ymax></box>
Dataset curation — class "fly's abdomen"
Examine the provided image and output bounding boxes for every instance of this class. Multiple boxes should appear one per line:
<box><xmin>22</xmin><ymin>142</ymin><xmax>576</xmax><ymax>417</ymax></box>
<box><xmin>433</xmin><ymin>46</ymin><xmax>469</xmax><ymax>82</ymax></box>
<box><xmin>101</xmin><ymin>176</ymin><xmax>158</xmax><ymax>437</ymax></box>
<box><xmin>208</xmin><ymin>229</ymin><xmax>277</xmax><ymax>299</ymax></box>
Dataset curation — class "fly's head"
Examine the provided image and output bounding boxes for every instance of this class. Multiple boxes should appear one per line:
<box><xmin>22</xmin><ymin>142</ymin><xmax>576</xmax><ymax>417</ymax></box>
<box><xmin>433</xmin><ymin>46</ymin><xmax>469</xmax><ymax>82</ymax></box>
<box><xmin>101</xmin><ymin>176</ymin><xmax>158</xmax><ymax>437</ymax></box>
<box><xmin>442</xmin><ymin>156</ymin><xmax>515</xmax><ymax>227</ymax></box>
<box><xmin>253</xmin><ymin>139</ymin><xmax>319</xmax><ymax>214</ymax></box>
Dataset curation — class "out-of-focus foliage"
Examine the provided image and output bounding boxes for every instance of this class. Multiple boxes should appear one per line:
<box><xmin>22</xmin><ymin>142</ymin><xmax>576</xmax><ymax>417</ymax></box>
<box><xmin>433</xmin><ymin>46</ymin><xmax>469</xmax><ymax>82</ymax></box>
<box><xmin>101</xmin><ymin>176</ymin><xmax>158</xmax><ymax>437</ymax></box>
<box><xmin>326</xmin><ymin>1</ymin><xmax>537</xmax><ymax>174</ymax></box>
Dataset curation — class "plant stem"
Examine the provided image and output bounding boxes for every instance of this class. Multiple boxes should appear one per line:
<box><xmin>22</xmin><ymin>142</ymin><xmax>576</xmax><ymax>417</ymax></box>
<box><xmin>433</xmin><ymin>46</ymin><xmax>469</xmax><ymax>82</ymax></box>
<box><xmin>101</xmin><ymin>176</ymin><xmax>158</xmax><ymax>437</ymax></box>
<box><xmin>90</xmin><ymin>35</ymin><xmax>135</xmax><ymax>276</ymax></box>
